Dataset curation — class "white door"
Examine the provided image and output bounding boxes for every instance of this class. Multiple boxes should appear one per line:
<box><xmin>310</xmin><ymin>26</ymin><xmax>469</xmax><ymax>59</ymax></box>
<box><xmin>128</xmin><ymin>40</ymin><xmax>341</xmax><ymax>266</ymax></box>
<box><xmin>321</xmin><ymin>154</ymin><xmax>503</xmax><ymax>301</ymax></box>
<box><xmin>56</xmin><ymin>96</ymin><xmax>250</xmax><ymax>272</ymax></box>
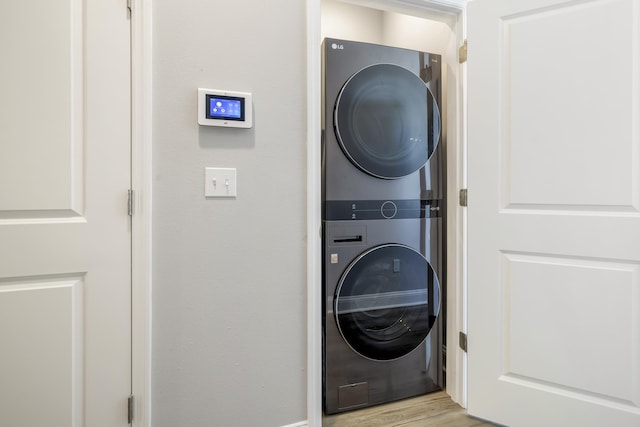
<box><xmin>0</xmin><ymin>1</ymin><xmax>131</xmax><ymax>426</ymax></box>
<box><xmin>466</xmin><ymin>0</ymin><xmax>640</xmax><ymax>425</ymax></box>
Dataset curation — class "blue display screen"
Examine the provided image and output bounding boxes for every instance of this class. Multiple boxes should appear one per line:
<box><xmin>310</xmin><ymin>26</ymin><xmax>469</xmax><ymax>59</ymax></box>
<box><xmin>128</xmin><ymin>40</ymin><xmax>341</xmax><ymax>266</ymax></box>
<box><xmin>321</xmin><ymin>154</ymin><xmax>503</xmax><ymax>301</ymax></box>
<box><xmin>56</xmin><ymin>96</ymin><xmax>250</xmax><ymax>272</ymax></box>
<box><xmin>206</xmin><ymin>95</ymin><xmax>244</xmax><ymax>121</ymax></box>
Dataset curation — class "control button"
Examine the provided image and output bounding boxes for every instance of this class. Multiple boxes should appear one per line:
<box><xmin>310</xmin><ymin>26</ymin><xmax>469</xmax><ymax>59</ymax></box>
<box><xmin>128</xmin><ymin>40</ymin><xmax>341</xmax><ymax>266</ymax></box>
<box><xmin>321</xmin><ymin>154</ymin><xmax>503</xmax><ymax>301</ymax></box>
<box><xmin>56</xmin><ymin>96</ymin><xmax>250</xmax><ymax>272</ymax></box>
<box><xmin>381</xmin><ymin>201</ymin><xmax>397</xmax><ymax>219</ymax></box>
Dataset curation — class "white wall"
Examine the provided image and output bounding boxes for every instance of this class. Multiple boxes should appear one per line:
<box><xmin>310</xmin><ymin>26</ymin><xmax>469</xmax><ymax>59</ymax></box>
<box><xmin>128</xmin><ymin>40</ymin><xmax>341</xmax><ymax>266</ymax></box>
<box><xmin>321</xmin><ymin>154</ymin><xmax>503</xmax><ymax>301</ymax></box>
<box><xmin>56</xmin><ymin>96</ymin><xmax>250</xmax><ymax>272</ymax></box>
<box><xmin>321</xmin><ymin>0</ymin><xmax>384</xmax><ymax>42</ymax></box>
<box><xmin>152</xmin><ymin>1</ymin><xmax>307</xmax><ymax>426</ymax></box>
<box><xmin>382</xmin><ymin>12</ymin><xmax>451</xmax><ymax>54</ymax></box>
<box><xmin>321</xmin><ymin>0</ymin><xmax>450</xmax><ymax>53</ymax></box>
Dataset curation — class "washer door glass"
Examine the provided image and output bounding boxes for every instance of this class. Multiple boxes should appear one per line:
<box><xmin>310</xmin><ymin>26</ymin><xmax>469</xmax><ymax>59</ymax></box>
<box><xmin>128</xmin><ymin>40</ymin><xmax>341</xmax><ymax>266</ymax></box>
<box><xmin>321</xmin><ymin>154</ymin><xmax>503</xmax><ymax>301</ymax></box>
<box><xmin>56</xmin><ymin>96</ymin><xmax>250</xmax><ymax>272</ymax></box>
<box><xmin>334</xmin><ymin>244</ymin><xmax>440</xmax><ymax>361</ymax></box>
<box><xmin>334</xmin><ymin>63</ymin><xmax>440</xmax><ymax>179</ymax></box>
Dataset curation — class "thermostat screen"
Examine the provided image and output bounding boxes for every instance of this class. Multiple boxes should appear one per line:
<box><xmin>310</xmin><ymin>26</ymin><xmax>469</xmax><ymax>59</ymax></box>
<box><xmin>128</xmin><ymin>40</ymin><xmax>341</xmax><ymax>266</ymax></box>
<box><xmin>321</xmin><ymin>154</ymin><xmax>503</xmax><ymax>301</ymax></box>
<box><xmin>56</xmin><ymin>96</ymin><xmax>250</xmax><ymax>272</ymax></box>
<box><xmin>206</xmin><ymin>95</ymin><xmax>244</xmax><ymax>121</ymax></box>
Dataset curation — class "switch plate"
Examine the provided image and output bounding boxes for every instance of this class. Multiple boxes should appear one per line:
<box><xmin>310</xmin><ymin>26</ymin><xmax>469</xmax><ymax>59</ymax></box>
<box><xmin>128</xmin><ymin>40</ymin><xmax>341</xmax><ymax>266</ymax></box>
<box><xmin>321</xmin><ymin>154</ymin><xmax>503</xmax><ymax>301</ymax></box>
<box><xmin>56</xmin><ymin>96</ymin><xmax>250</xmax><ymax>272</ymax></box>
<box><xmin>204</xmin><ymin>167</ymin><xmax>237</xmax><ymax>198</ymax></box>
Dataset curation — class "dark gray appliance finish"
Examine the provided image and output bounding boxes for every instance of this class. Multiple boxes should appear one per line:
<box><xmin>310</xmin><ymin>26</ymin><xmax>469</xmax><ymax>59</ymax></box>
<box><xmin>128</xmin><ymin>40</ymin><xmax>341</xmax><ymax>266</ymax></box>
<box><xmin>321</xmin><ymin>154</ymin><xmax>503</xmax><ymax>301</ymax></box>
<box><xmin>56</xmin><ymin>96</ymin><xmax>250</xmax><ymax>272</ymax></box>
<box><xmin>322</xmin><ymin>38</ymin><xmax>445</xmax><ymax>415</ymax></box>
<box><xmin>323</xmin><ymin>217</ymin><xmax>443</xmax><ymax>414</ymax></box>
<box><xmin>322</xmin><ymin>38</ymin><xmax>443</xmax><ymax>205</ymax></box>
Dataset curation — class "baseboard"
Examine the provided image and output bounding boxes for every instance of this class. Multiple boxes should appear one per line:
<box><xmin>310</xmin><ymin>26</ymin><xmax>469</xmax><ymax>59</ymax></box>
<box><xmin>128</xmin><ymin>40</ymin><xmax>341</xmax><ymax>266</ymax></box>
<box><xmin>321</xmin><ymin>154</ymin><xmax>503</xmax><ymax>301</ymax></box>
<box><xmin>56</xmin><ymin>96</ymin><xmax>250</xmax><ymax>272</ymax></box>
<box><xmin>281</xmin><ymin>421</ymin><xmax>307</xmax><ymax>427</ymax></box>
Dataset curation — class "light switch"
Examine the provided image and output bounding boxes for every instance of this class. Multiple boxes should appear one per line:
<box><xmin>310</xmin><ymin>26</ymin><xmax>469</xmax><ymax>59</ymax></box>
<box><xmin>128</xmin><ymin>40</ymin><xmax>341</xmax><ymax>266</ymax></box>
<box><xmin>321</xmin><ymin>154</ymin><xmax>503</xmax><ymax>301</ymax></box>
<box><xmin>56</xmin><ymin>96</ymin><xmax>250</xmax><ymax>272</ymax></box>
<box><xmin>204</xmin><ymin>167</ymin><xmax>237</xmax><ymax>198</ymax></box>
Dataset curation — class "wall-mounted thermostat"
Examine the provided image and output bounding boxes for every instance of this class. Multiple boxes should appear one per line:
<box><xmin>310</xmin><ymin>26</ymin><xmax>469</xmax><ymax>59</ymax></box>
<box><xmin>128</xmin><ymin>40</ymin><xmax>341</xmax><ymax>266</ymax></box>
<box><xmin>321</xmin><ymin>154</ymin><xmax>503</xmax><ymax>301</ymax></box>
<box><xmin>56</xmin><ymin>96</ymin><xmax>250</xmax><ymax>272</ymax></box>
<box><xmin>197</xmin><ymin>88</ymin><xmax>253</xmax><ymax>128</ymax></box>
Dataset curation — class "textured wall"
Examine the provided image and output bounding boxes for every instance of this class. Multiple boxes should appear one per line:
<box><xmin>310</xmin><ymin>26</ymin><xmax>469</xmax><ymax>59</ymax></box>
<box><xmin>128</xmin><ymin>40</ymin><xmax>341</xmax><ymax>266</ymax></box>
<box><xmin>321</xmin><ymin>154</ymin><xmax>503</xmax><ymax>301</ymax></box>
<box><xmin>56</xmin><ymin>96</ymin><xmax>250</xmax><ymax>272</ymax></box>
<box><xmin>152</xmin><ymin>1</ymin><xmax>307</xmax><ymax>426</ymax></box>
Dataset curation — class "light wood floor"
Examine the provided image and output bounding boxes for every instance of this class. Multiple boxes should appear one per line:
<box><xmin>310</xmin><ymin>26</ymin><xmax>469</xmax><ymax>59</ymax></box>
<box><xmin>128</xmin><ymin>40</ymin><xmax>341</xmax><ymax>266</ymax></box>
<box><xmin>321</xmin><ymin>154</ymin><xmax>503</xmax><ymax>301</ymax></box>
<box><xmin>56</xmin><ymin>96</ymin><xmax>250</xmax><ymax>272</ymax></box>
<box><xmin>323</xmin><ymin>391</ymin><xmax>495</xmax><ymax>427</ymax></box>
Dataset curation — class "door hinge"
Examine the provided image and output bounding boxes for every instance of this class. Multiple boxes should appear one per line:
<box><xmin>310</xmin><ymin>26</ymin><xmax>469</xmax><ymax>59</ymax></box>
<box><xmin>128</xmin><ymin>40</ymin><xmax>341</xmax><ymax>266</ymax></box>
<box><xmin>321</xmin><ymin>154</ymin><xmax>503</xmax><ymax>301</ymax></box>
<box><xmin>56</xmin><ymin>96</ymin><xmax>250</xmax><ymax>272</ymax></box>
<box><xmin>128</xmin><ymin>395</ymin><xmax>135</xmax><ymax>423</ymax></box>
<box><xmin>459</xmin><ymin>39</ymin><xmax>467</xmax><ymax>64</ymax></box>
<box><xmin>459</xmin><ymin>331</ymin><xmax>468</xmax><ymax>353</ymax></box>
<box><xmin>128</xmin><ymin>189</ymin><xmax>135</xmax><ymax>216</ymax></box>
<box><xmin>459</xmin><ymin>188</ymin><xmax>468</xmax><ymax>207</ymax></box>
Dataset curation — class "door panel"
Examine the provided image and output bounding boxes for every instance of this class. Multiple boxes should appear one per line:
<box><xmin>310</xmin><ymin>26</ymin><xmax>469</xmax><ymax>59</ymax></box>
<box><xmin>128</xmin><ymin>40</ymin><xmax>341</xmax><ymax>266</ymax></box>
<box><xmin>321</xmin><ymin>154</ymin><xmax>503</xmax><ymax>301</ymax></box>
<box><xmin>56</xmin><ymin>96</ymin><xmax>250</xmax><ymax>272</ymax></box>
<box><xmin>500</xmin><ymin>0</ymin><xmax>638</xmax><ymax>210</ymax></box>
<box><xmin>468</xmin><ymin>0</ymin><xmax>640</xmax><ymax>425</ymax></box>
<box><xmin>0</xmin><ymin>1</ymin><xmax>131</xmax><ymax>426</ymax></box>
<box><xmin>0</xmin><ymin>277</ymin><xmax>84</xmax><ymax>426</ymax></box>
<box><xmin>0</xmin><ymin>0</ymin><xmax>83</xmax><ymax>213</ymax></box>
<box><xmin>503</xmin><ymin>253</ymin><xmax>637</xmax><ymax>401</ymax></box>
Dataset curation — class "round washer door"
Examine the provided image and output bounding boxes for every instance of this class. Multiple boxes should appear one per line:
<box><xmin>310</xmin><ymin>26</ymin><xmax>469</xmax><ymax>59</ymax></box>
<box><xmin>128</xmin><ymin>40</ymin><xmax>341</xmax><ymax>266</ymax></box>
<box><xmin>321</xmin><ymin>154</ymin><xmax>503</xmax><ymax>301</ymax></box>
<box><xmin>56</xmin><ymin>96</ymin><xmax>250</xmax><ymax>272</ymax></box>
<box><xmin>334</xmin><ymin>244</ymin><xmax>440</xmax><ymax>361</ymax></box>
<box><xmin>334</xmin><ymin>63</ymin><xmax>441</xmax><ymax>179</ymax></box>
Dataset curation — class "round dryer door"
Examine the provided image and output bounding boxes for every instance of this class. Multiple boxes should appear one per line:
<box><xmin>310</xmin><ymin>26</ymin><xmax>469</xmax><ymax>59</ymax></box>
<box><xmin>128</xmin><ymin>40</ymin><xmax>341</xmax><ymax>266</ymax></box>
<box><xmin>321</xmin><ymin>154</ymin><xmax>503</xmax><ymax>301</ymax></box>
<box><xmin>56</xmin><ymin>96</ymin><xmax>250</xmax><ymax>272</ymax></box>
<box><xmin>334</xmin><ymin>244</ymin><xmax>440</xmax><ymax>361</ymax></box>
<box><xmin>334</xmin><ymin>63</ymin><xmax>441</xmax><ymax>179</ymax></box>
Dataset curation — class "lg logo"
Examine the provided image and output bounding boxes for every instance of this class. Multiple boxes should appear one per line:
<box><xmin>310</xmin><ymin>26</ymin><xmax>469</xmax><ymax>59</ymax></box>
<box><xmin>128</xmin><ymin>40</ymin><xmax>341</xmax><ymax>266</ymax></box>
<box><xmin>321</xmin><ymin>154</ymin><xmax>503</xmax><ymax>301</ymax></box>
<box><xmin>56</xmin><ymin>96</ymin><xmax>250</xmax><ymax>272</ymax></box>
<box><xmin>331</xmin><ymin>43</ymin><xmax>344</xmax><ymax>50</ymax></box>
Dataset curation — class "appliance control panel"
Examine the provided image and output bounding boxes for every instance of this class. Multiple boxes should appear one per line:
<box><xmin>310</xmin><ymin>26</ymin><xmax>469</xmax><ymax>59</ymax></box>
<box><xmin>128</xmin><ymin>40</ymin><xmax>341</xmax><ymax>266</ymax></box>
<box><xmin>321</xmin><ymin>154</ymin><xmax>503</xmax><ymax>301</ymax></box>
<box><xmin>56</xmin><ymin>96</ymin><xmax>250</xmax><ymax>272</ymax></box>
<box><xmin>324</xmin><ymin>199</ymin><xmax>441</xmax><ymax>221</ymax></box>
<box><xmin>197</xmin><ymin>88</ymin><xmax>252</xmax><ymax>128</ymax></box>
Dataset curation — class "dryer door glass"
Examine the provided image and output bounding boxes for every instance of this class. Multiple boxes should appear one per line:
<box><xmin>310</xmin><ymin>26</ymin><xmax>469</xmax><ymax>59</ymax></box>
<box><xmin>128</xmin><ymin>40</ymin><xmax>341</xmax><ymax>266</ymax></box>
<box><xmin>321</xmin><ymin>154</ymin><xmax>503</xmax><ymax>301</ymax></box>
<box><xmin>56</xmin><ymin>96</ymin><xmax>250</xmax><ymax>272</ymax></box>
<box><xmin>334</xmin><ymin>244</ymin><xmax>440</xmax><ymax>361</ymax></box>
<box><xmin>334</xmin><ymin>64</ymin><xmax>440</xmax><ymax>179</ymax></box>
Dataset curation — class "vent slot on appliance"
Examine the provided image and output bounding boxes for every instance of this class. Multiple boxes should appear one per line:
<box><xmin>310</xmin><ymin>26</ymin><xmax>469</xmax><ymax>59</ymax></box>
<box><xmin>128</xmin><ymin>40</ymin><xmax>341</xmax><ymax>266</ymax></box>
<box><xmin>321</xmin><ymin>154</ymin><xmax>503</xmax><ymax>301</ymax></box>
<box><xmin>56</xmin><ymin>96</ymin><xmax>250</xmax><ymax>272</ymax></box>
<box><xmin>333</xmin><ymin>235</ymin><xmax>363</xmax><ymax>243</ymax></box>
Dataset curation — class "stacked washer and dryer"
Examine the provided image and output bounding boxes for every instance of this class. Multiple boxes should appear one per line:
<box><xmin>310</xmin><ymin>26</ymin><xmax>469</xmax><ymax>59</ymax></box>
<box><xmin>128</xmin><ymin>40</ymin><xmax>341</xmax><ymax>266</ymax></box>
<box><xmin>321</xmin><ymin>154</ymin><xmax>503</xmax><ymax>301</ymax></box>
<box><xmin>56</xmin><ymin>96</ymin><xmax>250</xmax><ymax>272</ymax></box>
<box><xmin>322</xmin><ymin>38</ymin><xmax>444</xmax><ymax>414</ymax></box>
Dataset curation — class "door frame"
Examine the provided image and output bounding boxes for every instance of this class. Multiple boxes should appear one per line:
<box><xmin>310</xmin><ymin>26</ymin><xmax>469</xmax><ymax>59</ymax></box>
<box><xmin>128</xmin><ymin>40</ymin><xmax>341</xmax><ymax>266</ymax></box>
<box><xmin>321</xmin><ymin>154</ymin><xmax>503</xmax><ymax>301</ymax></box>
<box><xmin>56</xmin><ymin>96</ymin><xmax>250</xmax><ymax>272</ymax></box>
<box><xmin>306</xmin><ymin>0</ymin><xmax>468</xmax><ymax>425</ymax></box>
<box><xmin>131</xmin><ymin>1</ymin><xmax>153</xmax><ymax>426</ymax></box>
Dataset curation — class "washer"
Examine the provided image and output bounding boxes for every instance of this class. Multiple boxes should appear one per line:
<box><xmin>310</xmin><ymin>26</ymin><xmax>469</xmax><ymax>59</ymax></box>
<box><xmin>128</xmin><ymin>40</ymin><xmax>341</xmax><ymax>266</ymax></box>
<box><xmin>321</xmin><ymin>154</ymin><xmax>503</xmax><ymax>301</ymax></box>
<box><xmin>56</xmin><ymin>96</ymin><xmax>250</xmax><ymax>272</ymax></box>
<box><xmin>322</xmin><ymin>38</ymin><xmax>443</xmax><ymax>204</ymax></box>
<box><xmin>322</xmin><ymin>38</ymin><xmax>445</xmax><ymax>414</ymax></box>
<box><xmin>323</xmin><ymin>207</ymin><xmax>443</xmax><ymax>414</ymax></box>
